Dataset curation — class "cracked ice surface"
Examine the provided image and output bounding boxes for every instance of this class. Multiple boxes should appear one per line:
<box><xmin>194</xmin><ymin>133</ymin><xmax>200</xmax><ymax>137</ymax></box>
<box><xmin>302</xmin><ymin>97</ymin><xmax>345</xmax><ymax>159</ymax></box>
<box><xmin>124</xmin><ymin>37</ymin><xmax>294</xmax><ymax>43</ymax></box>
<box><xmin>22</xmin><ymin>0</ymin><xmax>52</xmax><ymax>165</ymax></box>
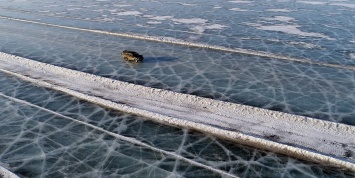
<box><xmin>0</xmin><ymin>72</ymin><xmax>353</xmax><ymax>177</ymax></box>
<box><xmin>0</xmin><ymin>0</ymin><xmax>354</xmax><ymax>64</ymax></box>
<box><xmin>0</xmin><ymin>0</ymin><xmax>355</xmax><ymax>176</ymax></box>
<box><xmin>1</xmin><ymin>17</ymin><xmax>355</xmax><ymax>125</ymax></box>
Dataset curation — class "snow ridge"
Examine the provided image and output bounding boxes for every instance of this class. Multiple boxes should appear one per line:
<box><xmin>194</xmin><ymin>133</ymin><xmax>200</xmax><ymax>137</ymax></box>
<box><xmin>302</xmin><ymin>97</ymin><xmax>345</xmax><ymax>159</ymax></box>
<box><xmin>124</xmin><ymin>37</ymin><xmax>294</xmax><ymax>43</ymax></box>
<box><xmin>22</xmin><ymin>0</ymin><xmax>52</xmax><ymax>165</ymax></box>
<box><xmin>1</xmin><ymin>52</ymin><xmax>355</xmax><ymax>171</ymax></box>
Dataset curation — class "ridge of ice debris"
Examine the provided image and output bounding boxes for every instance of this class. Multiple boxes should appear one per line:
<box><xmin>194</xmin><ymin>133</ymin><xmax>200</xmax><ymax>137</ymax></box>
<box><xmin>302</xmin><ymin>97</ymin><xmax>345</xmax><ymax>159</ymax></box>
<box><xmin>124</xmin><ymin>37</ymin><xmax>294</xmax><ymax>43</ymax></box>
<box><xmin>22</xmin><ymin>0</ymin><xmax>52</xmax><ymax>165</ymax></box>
<box><xmin>0</xmin><ymin>52</ymin><xmax>355</xmax><ymax>172</ymax></box>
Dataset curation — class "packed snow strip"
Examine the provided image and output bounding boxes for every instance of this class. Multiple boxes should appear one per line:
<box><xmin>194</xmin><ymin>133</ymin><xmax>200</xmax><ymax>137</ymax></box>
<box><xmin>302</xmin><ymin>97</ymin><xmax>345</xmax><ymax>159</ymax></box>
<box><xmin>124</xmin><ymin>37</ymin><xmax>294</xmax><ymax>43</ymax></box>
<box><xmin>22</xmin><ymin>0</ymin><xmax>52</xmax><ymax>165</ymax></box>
<box><xmin>0</xmin><ymin>165</ymin><xmax>19</xmax><ymax>178</ymax></box>
<box><xmin>0</xmin><ymin>52</ymin><xmax>355</xmax><ymax>171</ymax></box>
<box><xmin>2</xmin><ymin>15</ymin><xmax>355</xmax><ymax>71</ymax></box>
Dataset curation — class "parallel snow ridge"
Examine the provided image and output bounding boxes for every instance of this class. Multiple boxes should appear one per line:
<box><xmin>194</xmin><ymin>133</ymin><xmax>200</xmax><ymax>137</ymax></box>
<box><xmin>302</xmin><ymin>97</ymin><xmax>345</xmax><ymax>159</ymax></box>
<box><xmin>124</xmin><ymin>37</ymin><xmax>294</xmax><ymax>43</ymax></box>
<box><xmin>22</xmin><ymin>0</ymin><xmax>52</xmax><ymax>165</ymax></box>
<box><xmin>1</xmin><ymin>52</ymin><xmax>355</xmax><ymax>171</ymax></box>
<box><xmin>1</xmin><ymin>15</ymin><xmax>355</xmax><ymax>71</ymax></box>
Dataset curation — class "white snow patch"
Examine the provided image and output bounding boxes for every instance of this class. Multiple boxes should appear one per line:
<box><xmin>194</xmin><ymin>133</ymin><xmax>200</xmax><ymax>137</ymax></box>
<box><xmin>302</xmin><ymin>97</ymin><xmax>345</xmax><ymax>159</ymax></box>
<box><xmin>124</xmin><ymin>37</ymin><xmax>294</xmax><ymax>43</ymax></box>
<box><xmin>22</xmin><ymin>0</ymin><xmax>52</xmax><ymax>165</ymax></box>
<box><xmin>111</xmin><ymin>11</ymin><xmax>142</xmax><ymax>16</ymax></box>
<box><xmin>253</xmin><ymin>24</ymin><xmax>335</xmax><ymax>40</ymax></box>
<box><xmin>171</xmin><ymin>18</ymin><xmax>226</xmax><ymax>34</ymax></box>
<box><xmin>266</xmin><ymin>9</ymin><xmax>293</xmax><ymax>12</ymax></box>
<box><xmin>190</xmin><ymin>24</ymin><xmax>227</xmax><ymax>34</ymax></box>
<box><xmin>172</xmin><ymin>18</ymin><xmax>208</xmax><ymax>24</ymax></box>
<box><xmin>228</xmin><ymin>0</ymin><xmax>252</xmax><ymax>3</ymax></box>
<box><xmin>146</xmin><ymin>21</ymin><xmax>162</xmax><ymax>24</ymax></box>
<box><xmin>330</xmin><ymin>3</ymin><xmax>355</xmax><ymax>8</ymax></box>
<box><xmin>267</xmin><ymin>39</ymin><xmax>322</xmax><ymax>49</ymax></box>
<box><xmin>262</xmin><ymin>16</ymin><xmax>295</xmax><ymax>22</ymax></box>
<box><xmin>38</xmin><ymin>10</ymin><xmax>50</xmax><ymax>13</ymax></box>
<box><xmin>178</xmin><ymin>3</ymin><xmax>197</xmax><ymax>6</ymax></box>
<box><xmin>83</xmin><ymin>5</ymin><xmax>99</xmax><ymax>8</ymax></box>
<box><xmin>99</xmin><ymin>17</ymin><xmax>117</xmax><ymax>22</ymax></box>
<box><xmin>67</xmin><ymin>8</ymin><xmax>83</xmax><ymax>11</ymax></box>
<box><xmin>112</xmin><ymin>4</ymin><xmax>131</xmax><ymax>7</ymax></box>
<box><xmin>92</xmin><ymin>9</ymin><xmax>104</xmax><ymax>13</ymax></box>
<box><xmin>145</xmin><ymin>15</ymin><xmax>173</xmax><ymax>21</ymax></box>
<box><xmin>287</xmin><ymin>41</ymin><xmax>322</xmax><ymax>49</ymax></box>
<box><xmin>297</xmin><ymin>1</ymin><xmax>327</xmax><ymax>5</ymax></box>
<box><xmin>143</xmin><ymin>15</ymin><xmax>153</xmax><ymax>18</ymax></box>
<box><xmin>229</xmin><ymin>8</ymin><xmax>249</xmax><ymax>12</ymax></box>
<box><xmin>190</xmin><ymin>26</ymin><xmax>205</xmax><ymax>34</ymax></box>
<box><xmin>107</xmin><ymin>9</ymin><xmax>118</xmax><ymax>13</ymax></box>
<box><xmin>324</xmin><ymin>24</ymin><xmax>344</xmax><ymax>29</ymax></box>
<box><xmin>350</xmin><ymin>53</ymin><xmax>355</xmax><ymax>59</ymax></box>
<box><xmin>205</xmin><ymin>24</ymin><xmax>227</xmax><ymax>29</ymax></box>
<box><xmin>44</xmin><ymin>4</ymin><xmax>59</xmax><ymax>7</ymax></box>
<box><xmin>135</xmin><ymin>24</ymin><xmax>148</xmax><ymax>28</ymax></box>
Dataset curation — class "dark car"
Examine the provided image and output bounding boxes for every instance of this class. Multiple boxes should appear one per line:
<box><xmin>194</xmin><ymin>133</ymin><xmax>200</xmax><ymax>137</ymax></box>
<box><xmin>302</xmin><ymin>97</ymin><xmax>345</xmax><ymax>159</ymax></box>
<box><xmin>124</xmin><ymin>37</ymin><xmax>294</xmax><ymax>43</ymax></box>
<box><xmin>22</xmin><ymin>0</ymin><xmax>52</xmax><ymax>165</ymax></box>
<box><xmin>121</xmin><ymin>50</ymin><xmax>144</xmax><ymax>63</ymax></box>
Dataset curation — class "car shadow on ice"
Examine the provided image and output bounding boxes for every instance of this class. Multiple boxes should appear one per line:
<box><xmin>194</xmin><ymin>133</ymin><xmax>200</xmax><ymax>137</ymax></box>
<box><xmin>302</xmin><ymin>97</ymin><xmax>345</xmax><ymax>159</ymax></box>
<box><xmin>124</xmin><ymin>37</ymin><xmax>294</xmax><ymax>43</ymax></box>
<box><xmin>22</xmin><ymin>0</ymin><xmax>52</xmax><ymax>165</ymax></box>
<box><xmin>143</xmin><ymin>56</ymin><xmax>178</xmax><ymax>63</ymax></box>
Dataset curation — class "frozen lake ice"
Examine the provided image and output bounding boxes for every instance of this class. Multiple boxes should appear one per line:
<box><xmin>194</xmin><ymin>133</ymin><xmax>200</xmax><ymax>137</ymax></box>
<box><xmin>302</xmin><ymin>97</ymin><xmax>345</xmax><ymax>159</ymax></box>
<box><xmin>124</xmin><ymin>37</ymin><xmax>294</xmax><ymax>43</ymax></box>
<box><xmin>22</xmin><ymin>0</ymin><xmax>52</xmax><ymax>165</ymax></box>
<box><xmin>0</xmin><ymin>0</ymin><xmax>355</xmax><ymax>177</ymax></box>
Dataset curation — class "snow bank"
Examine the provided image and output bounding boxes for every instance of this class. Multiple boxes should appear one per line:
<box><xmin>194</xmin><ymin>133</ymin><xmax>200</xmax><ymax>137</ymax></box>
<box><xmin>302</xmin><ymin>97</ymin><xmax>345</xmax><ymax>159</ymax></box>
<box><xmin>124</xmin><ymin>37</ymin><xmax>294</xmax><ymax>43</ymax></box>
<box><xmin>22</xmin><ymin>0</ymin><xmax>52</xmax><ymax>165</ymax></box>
<box><xmin>0</xmin><ymin>165</ymin><xmax>19</xmax><ymax>178</ymax></box>
<box><xmin>0</xmin><ymin>52</ymin><xmax>354</xmax><ymax>171</ymax></box>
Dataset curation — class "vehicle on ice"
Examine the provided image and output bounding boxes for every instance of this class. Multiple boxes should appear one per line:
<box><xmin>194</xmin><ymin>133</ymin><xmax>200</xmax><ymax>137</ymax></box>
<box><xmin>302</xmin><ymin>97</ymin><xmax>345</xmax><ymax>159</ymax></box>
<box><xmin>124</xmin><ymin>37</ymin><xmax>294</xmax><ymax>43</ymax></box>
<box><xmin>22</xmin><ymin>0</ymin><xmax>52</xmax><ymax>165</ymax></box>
<box><xmin>121</xmin><ymin>50</ymin><xmax>144</xmax><ymax>63</ymax></box>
